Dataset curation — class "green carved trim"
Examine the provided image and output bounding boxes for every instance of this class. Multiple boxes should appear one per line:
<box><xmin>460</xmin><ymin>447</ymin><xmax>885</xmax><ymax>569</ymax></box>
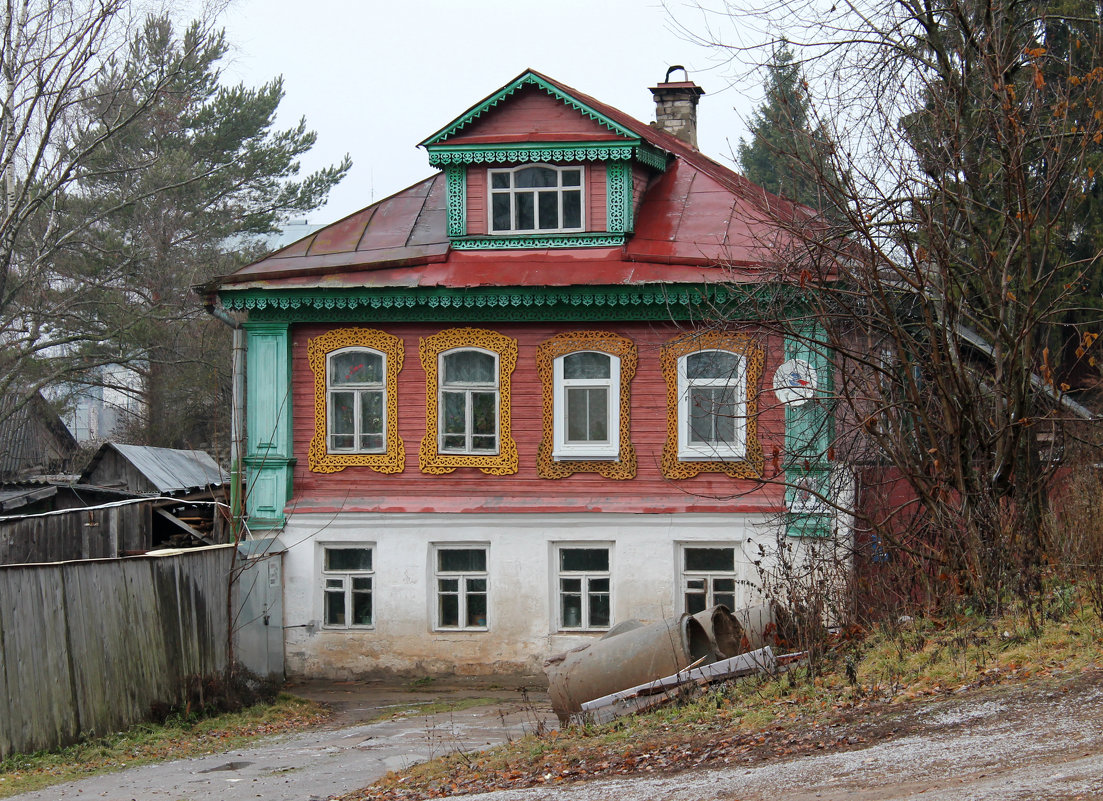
<box><xmin>634</xmin><ymin>144</ymin><xmax>669</xmax><ymax>171</ymax></box>
<box><xmin>783</xmin><ymin>324</ymin><xmax>834</xmax><ymax>539</ymax></box>
<box><xmin>451</xmin><ymin>233</ymin><xmax>626</xmax><ymax>250</ymax></box>
<box><xmin>428</xmin><ymin>142</ymin><xmax>635</xmax><ymax>166</ymax></box>
<box><xmin>427</xmin><ymin>142</ymin><xmax>669</xmax><ymax>172</ymax></box>
<box><xmin>220</xmin><ymin>284</ymin><xmax>744</xmax><ymax>323</ymax></box>
<box><xmin>420</xmin><ymin>71</ymin><xmax>638</xmax><ymax>146</ymax></box>
<box><xmin>445</xmin><ymin>165</ymin><xmax>466</xmax><ymax>237</ymax></box>
<box><xmin>606</xmin><ymin>161</ymin><xmax>632</xmax><ymax>234</ymax></box>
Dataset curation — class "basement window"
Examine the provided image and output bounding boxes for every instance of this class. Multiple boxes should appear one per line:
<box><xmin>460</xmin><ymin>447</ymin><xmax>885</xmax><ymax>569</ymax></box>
<box><xmin>322</xmin><ymin>546</ymin><xmax>373</xmax><ymax>628</ymax></box>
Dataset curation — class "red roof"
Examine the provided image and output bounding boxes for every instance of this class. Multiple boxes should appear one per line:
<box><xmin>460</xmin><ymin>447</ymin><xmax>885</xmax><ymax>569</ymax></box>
<box><xmin>219</xmin><ymin>70</ymin><xmax>811</xmax><ymax>291</ymax></box>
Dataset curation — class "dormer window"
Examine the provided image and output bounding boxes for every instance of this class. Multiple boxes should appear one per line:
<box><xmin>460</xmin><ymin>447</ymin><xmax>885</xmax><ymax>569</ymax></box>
<box><xmin>489</xmin><ymin>165</ymin><xmax>583</xmax><ymax>234</ymax></box>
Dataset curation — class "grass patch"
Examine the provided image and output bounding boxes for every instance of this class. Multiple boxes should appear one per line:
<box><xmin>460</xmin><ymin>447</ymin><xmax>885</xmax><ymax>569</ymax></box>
<box><xmin>0</xmin><ymin>693</ymin><xmax>328</xmax><ymax>798</ymax></box>
<box><xmin>342</xmin><ymin>589</ymin><xmax>1103</xmax><ymax>801</ymax></box>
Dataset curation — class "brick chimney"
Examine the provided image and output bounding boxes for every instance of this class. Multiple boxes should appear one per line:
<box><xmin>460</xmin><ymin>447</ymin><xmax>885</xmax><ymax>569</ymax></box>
<box><xmin>650</xmin><ymin>66</ymin><xmax>705</xmax><ymax>149</ymax></box>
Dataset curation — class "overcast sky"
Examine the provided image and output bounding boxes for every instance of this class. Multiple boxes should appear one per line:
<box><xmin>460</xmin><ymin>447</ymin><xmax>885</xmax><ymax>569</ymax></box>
<box><xmin>215</xmin><ymin>0</ymin><xmax>758</xmax><ymax>224</ymax></box>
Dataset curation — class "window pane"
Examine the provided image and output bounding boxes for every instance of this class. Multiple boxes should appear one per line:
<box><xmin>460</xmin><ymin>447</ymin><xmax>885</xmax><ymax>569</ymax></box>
<box><xmin>715</xmin><ymin>592</ymin><xmax>736</xmax><ymax>610</ymax></box>
<box><xmin>560</xmin><ymin>548</ymin><xmax>609</xmax><ymax>572</ymax></box>
<box><xmin>491</xmin><ymin>172</ymin><xmax>510</xmax><ymax>189</ymax></box>
<box><xmin>472</xmin><ymin>392</ymin><xmax>496</xmax><ymax>435</ymax></box>
<box><xmin>331</xmin><ymin>392</ymin><xmax>355</xmax><ymax>435</ymax></box>
<box><xmin>689</xmin><ymin>388</ymin><xmax>715</xmax><ymax>444</ymax></box>
<box><xmin>516</xmin><ymin>191</ymin><xmax>534</xmax><ymax>230</ymax></box>
<box><xmin>444</xmin><ymin>351</ymin><xmax>495</xmax><ymax>383</ymax></box>
<box><xmin>561</xmin><ymin>592</ymin><xmax>582</xmax><ymax>627</ymax></box>
<box><xmin>560</xmin><ymin>577</ymin><xmax>582</xmax><ymax>593</ymax></box>
<box><xmin>685</xmin><ymin>547</ymin><xmax>735</xmax><ymax>571</ymax></box>
<box><xmin>466</xmin><ymin>577</ymin><xmax>487</xmax><ymax>593</ymax></box>
<box><xmin>686</xmin><ymin>350</ymin><xmax>740</xmax><ymax>379</ymax></box>
<box><xmin>439</xmin><ymin>548</ymin><xmax>487</xmax><ymax>572</ymax></box>
<box><xmin>325</xmin><ymin>590</ymin><xmax>345</xmax><ymax>625</ymax></box>
<box><xmin>360</xmin><ymin>433</ymin><xmax>383</xmax><ymax>450</ymax></box>
<box><xmin>471</xmin><ymin>435</ymin><xmax>496</xmax><ymax>451</ymax></box>
<box><xmin>351</xmin><ymin>589</ymin><xmax>372</xmax><ymax>625</ymax></box>
<box><xmin>515</xmin><ymin>166</ymin><xmax>557</xmax><ymax>187</ymax></box>
<box><xmin>443</xmin><ymin>391</ymin><xmax>466</xmax><ymax>435</ymax></box>
<box><xmin>439</xmin><ymin>593</ymin><xmax>459</xmax><ymax>627</ymax></box>
<box><xmin>331</xmin><ymin>350</ymin><xmax>383</xmax><ymax>384</ymax></box>
<box><xmin>563</xmin><ymin>352</ymin><xmax>610</xmax><ymax>379</ymax></box>
<box><xmin>563</xmin><ymin>190</ymin><xmax>581</xmax><ymax>228</ymax></box>
<box><xmin>589</xmin><ymin>593</ymin><xmax>610</xmax><ymax>627</ymax></box>
<box><xmin>713</xmin><ymin>578</ymin><xmax>736</xmax><ymax>593</ymax></box>
<box><xmin>325</xmin><ymin>578</ymin><xmax>344</xmax><ymax>589</ymax></box>
<box><xmin>360</xmin><ymin>391</ymin><xmax>383</xmax><ymax>435</ymax></box>
<box><xmin>492</xmin><ymin>193</ymin><xmax>511</xmax><ymax>231</ymax></box>
<box><xmin>438</xmin><ymin>577</ymin><xmax>459</xmax><ymax>592</ymax></box>
<box><xmin>715</xmin><ymin>386</ymin><xmax>738</xmax><ymax>443</ymax></box>
<box><xmin>326</xmin><ymin>548</ymin><xmax>373</xmax><ymax>571</ymax></box>
<box><xmin>685</xmin><ymin>592</ymin><xmax>706</xmax><ymax>615</ymax></box>
<box><xmin>466</xmin><ymin>592</ymin><xmax>487</xmax><ymax>627</ymax></box>
<box><xmin>538</xmin><ymin>191</ymin><xmax>559</xmax><ymax>229</ymax></box>
<box><xmin>566</xmin><ymin>387</ymin><xmax>608</xmax><ymax>443</ymax></box>
<box><xmin>589</xmin><ymin>577</ymin><xmax>610</xmax><ymax>593</ymax></box>
<box><xmin>562</xmin><ymin>169</ymin><xmax>581</xmax><ymax>187</ymax></box>
<box><xmin>443</xmin><ymin>434</ymin><xmax>466</xmax><ymax>449</ymax></box>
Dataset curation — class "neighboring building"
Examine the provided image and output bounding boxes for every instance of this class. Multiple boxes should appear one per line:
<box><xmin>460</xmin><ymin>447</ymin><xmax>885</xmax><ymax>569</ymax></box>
<box><xmin>211</xmin><ymin>69</ymin><xmax>840</xmax><ymax>677</ymax></box>
<box><xmin>0</xmin><ymin>442</ymin><xmax>230</xmax><ymax>565</ymax></box>
<box><xmin>0</xmin><ymin>390</ymin><xmax>80</xmax><ymax>481</ymax></box>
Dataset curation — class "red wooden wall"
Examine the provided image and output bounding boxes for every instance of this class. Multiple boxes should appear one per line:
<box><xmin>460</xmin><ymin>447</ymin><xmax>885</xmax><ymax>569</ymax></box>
<box><xmin>288</xmin><ymin>321</ymin><xmax>787</xmax><ymax>514</ymax></box>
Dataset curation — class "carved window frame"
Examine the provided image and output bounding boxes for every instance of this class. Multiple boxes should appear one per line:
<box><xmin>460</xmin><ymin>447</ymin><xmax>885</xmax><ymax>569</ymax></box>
<box><xmin>308</xmin><ymin>328</ymin><xmax>404</xmax><ymax>474</ymax></box>
<box><xmin>419</xmin><ymin>327</ymin><xmax>518</xmax><ymax>475</ymax></box>
<box><xmin>537</xmin><ymin>332</ymin><xmax>636</xmax><ymax>480</ymax></box>
<box><xmin>660</xmin><ymin>332</ymin><xmax>764</xmax><ymax>480</ymax></box>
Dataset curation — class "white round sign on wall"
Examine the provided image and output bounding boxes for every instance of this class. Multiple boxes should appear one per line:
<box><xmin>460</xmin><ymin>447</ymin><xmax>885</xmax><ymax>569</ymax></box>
<box><xmin>773</xmin><ymin>359</ymin><xmax>818</xmax><ymax>406</ymax></box>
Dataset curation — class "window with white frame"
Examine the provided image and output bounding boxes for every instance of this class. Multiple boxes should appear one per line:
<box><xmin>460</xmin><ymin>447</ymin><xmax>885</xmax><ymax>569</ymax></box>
<box><xmin>322</xmin><ymin>546</ymin><xmax>373</xmax><ymax>628</ymax></box>
<box><xmin>489</xmin><ymin>164</ymin><xmax>583</xmax><ymax>234</ymax></box>
<box><xmin>677</xmin><ymin>349</ymin><xmax>746</xmax><ymax>459</ymax></box>
<box><xmin>439</xmin><ymin>349</ymin><xmax>498</xmax><ymax>454</ymax></box>
<box><xmin>327</xmin><ymin>348</ymin><xmax>386</xmax><ymax>453</ymax></box>
<box><xmin>434</xmin><ymin>546</ymin><xmax>488</xmax><ymax>629</ymax></box>
<box><xmin>556</xmin><ymin>546</ymin><xmax>611</xmax><ymax>630</ymax></box>
<box><xmin>553</xmin><ymin>351</ymin><xmax>620</xmax><ymax>459</ymax></box>
<box><xmin>681</xmin><ymin>546</ymin><xmax>738</xmax><ymax>615</ymax></box>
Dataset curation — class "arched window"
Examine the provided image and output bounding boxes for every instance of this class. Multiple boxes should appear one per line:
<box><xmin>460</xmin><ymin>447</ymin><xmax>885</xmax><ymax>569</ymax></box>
<box><xmin>439</xmin><ymin>348</ymin><xmax>499</xmax><ymax>454</ymax></box>
<box><xmin>677</xmin><ymin>349</ymin><xmax>746</xmax><ymax>459</ymax></box>
<box><xmin>553</xmin><ymin>350</ymin><xmax>620</xmax><ymax>459</ymax></box>
<box><xmin>327</xmin><ymin>347</ymin><xmax>386</xmax><ymax>453</ymax></box>
<box><xmin>488</xmin><ymin>164</ymin><xmax>584</xmax><ymax>233</ymax></box>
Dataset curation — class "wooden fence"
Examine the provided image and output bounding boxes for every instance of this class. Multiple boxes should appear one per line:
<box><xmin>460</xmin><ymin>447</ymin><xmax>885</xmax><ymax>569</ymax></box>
<box><xmin>0</xmin><ymin>545</ymin><xmax>233</xmax><ymax>758</ymax></box>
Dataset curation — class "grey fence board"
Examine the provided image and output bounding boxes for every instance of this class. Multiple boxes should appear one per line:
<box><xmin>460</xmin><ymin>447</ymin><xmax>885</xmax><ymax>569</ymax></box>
<box><xmin>0</xmin><ymin>546</ymin><xmax>233</xmax><ymax>757</ymax></box>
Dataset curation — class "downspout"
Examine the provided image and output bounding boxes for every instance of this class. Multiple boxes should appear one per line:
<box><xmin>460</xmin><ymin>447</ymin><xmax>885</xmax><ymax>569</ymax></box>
<box><xmin>204</xmin><ymin>296</ymin><xmax>244</xmax><ymax>675</ymax></box>
<box><xmin>204</xmin><ymin>300</ymin><xmax>245</xmax><ymax>544</ymax></box>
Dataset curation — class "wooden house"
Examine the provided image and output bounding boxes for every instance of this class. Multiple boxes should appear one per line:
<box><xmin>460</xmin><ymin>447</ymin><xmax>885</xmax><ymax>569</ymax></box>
<box><xmin>212</xmin><ymin>69</ymin><xmax>840</xmax><ymax>677</ymax></box>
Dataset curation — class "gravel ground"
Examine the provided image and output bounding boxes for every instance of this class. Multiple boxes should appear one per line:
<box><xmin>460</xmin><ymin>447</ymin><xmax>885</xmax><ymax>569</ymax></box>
<box><xmin>442</xmin><ymin>672</ymin><xmax>1103</xmax><ymax>801</ymax></box>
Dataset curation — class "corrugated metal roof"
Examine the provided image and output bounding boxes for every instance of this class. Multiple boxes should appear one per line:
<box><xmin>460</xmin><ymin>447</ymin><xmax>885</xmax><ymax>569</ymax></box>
<box><xmin>85</xmin><ymin>443</ymin><xmax>227</xmax><ymax>494</ymax></box>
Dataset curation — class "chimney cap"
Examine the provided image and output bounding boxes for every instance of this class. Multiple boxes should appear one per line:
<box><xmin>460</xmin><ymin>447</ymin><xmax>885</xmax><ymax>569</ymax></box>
<box><xmin>650</xmin><ymin>65</ymin><xmax>705</xmax><ymax>95</ymax></box>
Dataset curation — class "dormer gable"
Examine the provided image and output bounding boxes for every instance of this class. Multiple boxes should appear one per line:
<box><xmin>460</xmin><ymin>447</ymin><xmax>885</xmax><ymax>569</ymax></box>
<box><xmin>421</xmin><ymin>70</ymin><xmax>669</xmax><ymax>250</ymax></box>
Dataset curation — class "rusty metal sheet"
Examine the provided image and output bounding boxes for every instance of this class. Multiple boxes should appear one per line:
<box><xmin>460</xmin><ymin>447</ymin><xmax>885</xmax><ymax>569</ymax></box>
<box><xmin>307</xmin><ymin>207</ymin><xmax>374</xmax><ymax>255</ymax></box>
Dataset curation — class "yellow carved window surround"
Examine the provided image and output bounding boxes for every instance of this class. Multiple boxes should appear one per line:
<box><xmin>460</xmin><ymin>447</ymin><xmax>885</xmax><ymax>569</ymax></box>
<box><xmin>660</xmin><ymin>331</ymin><xmax>765</xmax><ymax>480</ymax></box>
<box><xmin>307</xmin><ymin>328</ymin><xmax>405</xmax><ymax>474</ymax></box>
<box><xmin>536</xmin><ymin>332</ymin><xmax>637</xmax><ymax>480</ymax></box>
<box><xmin>419</xmin><ymin>327</ymin><xmax>519</xmax><ymax>475</ymax></box>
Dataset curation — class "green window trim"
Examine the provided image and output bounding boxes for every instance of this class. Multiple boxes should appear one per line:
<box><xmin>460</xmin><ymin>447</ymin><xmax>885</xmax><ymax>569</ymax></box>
<box><xmin>445</xmin><ymin>165</ymin><xmax>466</xmax><ymax>237</ymax></box>
<box><xmin>452</xmin><ymin>233</ymin><xmax>626</xmax><ymax>250</ymax></box>
<box><xmin>606</xmin><ymin>161</ymin><xmax>633</xmax><ymax>234</ymax></box>
<box><xmin>426</xmin><ymin>142</ymin><xmax>667</xmax><ymax>172</ymax></box>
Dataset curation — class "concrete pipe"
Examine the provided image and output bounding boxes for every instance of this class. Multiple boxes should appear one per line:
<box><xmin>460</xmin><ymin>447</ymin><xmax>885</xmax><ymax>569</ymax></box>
<box><xmin>544</xmin><ymin>614</ymin><xmax>714</xmax><ymax>723</ymax></box>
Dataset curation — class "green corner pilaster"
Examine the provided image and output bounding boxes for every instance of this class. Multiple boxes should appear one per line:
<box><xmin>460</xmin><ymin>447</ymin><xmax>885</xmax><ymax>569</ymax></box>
<box><xmin>606</xmin><ymin>161</ymin><xmax>633</xmax><ymax>234</ymax></box>
<box><xmin>784</xmin><ymin>323</ymin><xmax>834</xmax><ymax>537</ymax></box>
<box><xmin>243</xmin><ymin>321</ymin><xmax>293</xmax><ymax>530</ymax></box>
<box><xmin>445</xmin><ymin>165</ymin><xmax>466</xmax><ymax>237</ymax></box>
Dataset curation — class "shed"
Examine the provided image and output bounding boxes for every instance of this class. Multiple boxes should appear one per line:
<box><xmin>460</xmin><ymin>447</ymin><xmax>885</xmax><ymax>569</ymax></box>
<box><xmin>80</xmin><ymin>443</ymin><xmax>228</xmax><ymax>496</ymax></box>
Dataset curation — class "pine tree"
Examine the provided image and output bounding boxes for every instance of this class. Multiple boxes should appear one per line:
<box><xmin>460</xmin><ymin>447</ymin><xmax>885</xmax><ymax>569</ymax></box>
<box><xmin>58</xmin><ymin>16</ymin><xmax>351</xmax><ymax>448</ymax></box>
<box><xmin>737</xmin><ymin>42</ymin><xmax>841</xmax><ymax>212</ymax></box>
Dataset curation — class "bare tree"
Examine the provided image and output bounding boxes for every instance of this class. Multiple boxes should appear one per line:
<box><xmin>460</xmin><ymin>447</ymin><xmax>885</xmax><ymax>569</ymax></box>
<box><xmin>0</xmin><ymin>1</ymin><xmax>200</xmax><ymax>429</ymax></box>
<box><xmin>683</xmin><ymin>0</ymin><xmax>1103</xmax><ymax>612</ymax></box>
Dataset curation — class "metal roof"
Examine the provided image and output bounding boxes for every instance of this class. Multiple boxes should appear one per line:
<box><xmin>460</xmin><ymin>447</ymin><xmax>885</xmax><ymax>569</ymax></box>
<box><xmin>216</xmin><ymin>70</ymin><xmax>813</xmax><ymax>291</ymax></box>
<box><xmin>82</xmin><ymin>443</ymin><xmax>227</xmax><ymax>495</ymax></box>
